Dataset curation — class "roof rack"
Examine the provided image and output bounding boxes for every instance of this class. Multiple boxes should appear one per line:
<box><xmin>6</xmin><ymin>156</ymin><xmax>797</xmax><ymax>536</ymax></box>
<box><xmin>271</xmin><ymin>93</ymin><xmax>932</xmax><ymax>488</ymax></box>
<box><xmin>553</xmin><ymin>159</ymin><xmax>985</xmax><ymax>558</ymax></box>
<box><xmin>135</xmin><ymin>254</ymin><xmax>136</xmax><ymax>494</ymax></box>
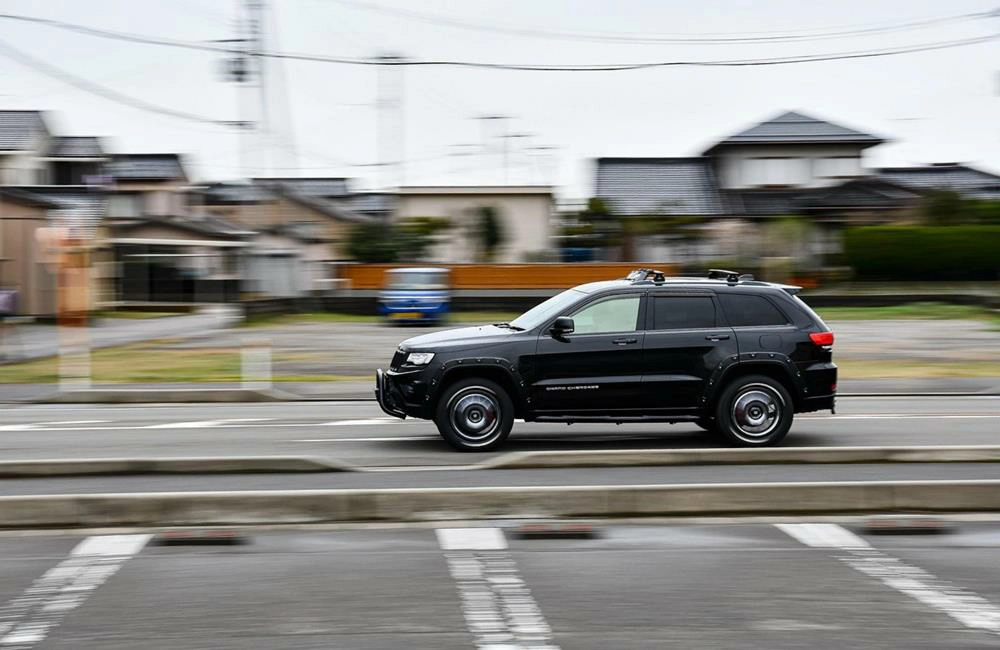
<box><xmin>626</xmin><ymin>268</ymin><xmax>666</xmax><ymax>284</ymax></box>
<box><xmin>707</xmin><ymin>269</ymin><xmax>754</xmax><ymax>285</ymax></box>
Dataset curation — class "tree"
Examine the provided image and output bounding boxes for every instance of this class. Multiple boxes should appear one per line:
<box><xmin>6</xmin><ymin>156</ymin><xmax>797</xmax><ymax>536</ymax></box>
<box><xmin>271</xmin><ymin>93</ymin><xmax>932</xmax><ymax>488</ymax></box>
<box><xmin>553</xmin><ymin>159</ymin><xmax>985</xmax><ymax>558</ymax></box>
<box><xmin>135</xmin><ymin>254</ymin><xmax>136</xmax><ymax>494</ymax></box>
<box><xmin>346</xmin><ymin>217</ymin><xmax>452</xmax><ymax>263</ymax></box>
<box><xmin>476</xmin><ymin>206</ymin><xmax>505</xmax><ymax>262</ymax></box>
<box><xmin>920</xmin><ymin>190</ymin><xmax>964</xmax><ymax>225</ymax></box>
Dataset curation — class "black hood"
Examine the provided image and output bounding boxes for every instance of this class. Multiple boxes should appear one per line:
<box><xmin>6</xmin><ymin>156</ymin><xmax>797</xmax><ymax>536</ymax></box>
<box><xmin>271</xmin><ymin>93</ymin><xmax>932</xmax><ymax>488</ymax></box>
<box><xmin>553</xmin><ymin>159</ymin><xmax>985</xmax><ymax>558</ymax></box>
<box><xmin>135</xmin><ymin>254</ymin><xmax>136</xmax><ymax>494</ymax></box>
<box><xmin>400</xmin><ymin>325</ymin><xmax>519</xmax><ymax>353</ymax></box>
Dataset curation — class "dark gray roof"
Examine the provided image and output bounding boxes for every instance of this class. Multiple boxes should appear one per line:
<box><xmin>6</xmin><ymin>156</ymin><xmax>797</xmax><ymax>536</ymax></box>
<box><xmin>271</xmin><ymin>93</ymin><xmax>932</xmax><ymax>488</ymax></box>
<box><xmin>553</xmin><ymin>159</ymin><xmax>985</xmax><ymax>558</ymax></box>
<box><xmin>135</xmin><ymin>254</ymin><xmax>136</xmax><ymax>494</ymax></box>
<box><xmin>0</xmin><ymin>110</ymin><xmax>48</xmax><ymax>151</ymax></box>
<box><xmin>876</xmin><ymin>164</ymin><xmax>1000</xmax><ymax>199</ymax></box>
<box><xmin>46</xmin><ymin>136</ymin><xmax>106</xmax><ymax>159</ymax></box>
<box><xmin>704</xmin><ymin>111</ymin><xmax>883</xmax><ymax>153</ymax></box>
<box><xmin>201</xmin><ymin>181</ymin><xmax>371</xmax><ymax>223</ymax></box>
<box><xmin>108</xmin><ymin>154</ymin><xmax>187</xmax><ymax>181</ymax></box>
<box><xmin>728</xmin><ymin>179</ymin><xmax>920</xmax><ymax>216</ymax></box>
<box><xmin>251</xmin><ymin>177</ymin><xmax>350</xmax><ymax>198</ymax></box>
<box><xmin>0</xmin><ymin>187</ymin><xmax>63</xmax><ymax>209</ymax></box>
<box><xmin>595</xmin><ymin>157</ymin><xmax>726</xmax><ymax>216</ymax></box>
<box><xmin>348</xmin><ymin>192</ymin><xmax>395</xmax><ymax>215</ymax></box>
<box><xmin>110</xmin><ymin>214</ymin><xmax>252</xmax><ymax>239</ymax></box>
<box><xmin>201</xmin><ymin>182</ymin><xmax>272</xmax><ymax>204</ymax></box>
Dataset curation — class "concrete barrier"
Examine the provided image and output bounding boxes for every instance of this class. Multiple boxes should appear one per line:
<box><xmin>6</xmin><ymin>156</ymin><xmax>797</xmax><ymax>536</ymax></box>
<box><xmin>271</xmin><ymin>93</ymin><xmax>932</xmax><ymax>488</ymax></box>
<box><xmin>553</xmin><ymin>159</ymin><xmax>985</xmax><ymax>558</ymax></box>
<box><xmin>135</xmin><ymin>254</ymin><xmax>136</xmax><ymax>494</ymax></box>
<box><xmin>0</xmin><ymin>480</ymin><xmax>998</xmax><ymax>528</ymax></box>
<box><xmin>0</xmin><ymin>457</ymin><xmax>346</xmax><ymax>478</ymax></box>
<box><xmin>479</xmin><ymin>445</ymin><xmax>1000</xmax><ymax>470</ymax></box>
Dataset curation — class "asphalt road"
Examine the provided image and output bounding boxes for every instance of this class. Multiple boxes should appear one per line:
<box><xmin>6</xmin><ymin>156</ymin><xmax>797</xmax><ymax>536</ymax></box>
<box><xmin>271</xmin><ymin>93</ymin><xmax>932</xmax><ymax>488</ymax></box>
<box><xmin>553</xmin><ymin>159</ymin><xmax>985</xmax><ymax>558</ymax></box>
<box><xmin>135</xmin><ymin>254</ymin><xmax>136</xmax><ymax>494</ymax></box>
<box><xmin>0</xmin><ymin>396</ymin><xmax>996</xmax><ymax>469</ymax></box>
<box><xmin>1</xmin><ymin>521</ymin><xmax>1000</xmax><ymax>648</ymax></box>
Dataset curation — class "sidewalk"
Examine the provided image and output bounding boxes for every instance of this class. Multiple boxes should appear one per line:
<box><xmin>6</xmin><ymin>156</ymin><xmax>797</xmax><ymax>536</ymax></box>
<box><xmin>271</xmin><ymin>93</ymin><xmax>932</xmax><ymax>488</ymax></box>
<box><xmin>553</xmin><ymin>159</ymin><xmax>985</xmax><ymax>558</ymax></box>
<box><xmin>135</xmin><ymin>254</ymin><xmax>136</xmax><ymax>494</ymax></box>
<box><xmin>0</xmin><ymin>306</ymin><xmax>241</xmax><ymax>363</ymax></box>
<box><xmin>1</xmin><ymin>377</ymin><xmax>997</xmax><ymax>403</ymax></box>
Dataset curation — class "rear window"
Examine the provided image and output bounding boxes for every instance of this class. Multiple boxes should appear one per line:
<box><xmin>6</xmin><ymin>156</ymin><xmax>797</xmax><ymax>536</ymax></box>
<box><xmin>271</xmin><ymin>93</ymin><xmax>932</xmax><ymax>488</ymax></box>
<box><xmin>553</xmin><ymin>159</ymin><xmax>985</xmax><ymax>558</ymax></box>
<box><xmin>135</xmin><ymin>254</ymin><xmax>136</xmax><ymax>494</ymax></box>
<box><xmin>652</xmin><ymin>296</ymin><xmax>716</xmax><ymax>330</ymax></box>
<box><xmin>719</xmin><ymin>294</ymin><xmax>788</xmax><ymax>327</ymax></box>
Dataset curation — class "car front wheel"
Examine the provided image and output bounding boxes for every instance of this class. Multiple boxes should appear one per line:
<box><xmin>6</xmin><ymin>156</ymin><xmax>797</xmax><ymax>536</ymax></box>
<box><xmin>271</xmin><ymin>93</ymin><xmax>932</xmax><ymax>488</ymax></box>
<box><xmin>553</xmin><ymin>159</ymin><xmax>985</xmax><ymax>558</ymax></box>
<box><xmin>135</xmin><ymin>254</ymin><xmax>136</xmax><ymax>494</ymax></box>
<box><xmin>434</xmin><ymin>378</ymin><xmax>514</xmax><ymax>452</ymax></box>
<box><xmin>715</xmin><ymin>375</ymin><xmax>793</xmax><ymax>447</ymax></box>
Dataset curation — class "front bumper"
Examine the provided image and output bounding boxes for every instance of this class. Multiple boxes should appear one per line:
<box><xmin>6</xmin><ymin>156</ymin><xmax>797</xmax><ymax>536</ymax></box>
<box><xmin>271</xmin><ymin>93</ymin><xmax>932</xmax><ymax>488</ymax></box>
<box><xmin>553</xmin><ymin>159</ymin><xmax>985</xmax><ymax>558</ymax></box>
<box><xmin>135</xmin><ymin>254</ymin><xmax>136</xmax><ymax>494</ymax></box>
<box><xmin>375</xmin><ymin>368</ymin><xmax>407</xmax><ymax>419</ymax></box>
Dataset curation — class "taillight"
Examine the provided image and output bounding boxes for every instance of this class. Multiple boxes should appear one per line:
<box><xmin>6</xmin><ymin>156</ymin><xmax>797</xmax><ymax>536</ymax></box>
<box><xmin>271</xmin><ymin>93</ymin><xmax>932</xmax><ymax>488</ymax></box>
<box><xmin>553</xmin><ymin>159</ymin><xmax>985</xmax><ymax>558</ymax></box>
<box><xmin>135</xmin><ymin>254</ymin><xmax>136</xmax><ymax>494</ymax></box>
<box><xmin>810</xmin><ymin>331</ymin><xmax>834</xmax><ymax>346</ymax></box>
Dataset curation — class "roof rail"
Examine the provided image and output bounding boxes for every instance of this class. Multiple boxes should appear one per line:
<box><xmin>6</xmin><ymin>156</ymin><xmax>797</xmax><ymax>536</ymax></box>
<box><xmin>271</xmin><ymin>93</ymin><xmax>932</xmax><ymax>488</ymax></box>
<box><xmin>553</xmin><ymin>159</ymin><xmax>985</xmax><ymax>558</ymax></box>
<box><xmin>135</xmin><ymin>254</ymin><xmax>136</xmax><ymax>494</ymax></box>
<box><xmin>626</xmin><ymin>268</ymin><xmax>666</xmax><ymax>284</ymax></box>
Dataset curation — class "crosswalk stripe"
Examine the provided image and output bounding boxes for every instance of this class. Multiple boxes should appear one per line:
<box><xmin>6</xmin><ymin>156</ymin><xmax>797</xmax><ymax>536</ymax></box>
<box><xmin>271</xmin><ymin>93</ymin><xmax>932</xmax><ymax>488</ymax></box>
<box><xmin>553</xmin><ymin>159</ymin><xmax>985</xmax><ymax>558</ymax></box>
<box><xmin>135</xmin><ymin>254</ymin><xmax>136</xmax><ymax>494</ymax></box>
<box><xmin>776</xmin><ymin>523</ymin><xmax>1000</xmax><ymax>636</ymax></box>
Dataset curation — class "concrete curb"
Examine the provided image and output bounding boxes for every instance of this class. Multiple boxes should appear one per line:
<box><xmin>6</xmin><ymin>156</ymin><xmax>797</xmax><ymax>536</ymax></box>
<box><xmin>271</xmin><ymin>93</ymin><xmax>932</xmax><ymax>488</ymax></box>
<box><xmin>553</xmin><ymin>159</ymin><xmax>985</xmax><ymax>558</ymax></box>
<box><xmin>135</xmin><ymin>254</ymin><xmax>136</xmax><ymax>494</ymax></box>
<box><xmin>26</xmin><ymin>388</ymin><xmax>303</xmax><ymax>404</ymax></box>
<box><xmin>0</xmin><ymin>457</ymin><xmax>348</xmax><ymax>478</ymax></box>
<box><xmin>1</xmin><ymin>480</ymin><xmax>998</xmax><ymax>528</ymax></box>
<box><xmin>477</xmin><ymin>445</ymin><xmax>1000</xmax><ymax>470</ymax></box>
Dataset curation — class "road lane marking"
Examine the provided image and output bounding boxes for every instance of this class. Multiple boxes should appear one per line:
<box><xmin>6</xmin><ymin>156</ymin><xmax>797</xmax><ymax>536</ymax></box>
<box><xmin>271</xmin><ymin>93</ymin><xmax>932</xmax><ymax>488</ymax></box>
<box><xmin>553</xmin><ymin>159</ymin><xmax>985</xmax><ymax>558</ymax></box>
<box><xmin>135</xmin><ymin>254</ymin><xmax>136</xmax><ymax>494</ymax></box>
<box><xmin>144</xmin><ymin>418</ymin><xmax>271</xmax><ymax>429</ymax></box>
<box><xmin>776</xmin><ymin>523</ymin><xmax>1000</xmax><ymax>636</ymax></box>
<box><xmin>319</xmin><ymin>417</ymin><xmax>400</xmax><ymax>426</ymax></box>
<box><xmin>0</xmin><ymin>534</ymin><xmax>151</xmax><ymax>648</ymax></box>
<box><xmin>437</xmin><ymin>527</ymin><xmax>560</xmax><ymax>649</ymax></box>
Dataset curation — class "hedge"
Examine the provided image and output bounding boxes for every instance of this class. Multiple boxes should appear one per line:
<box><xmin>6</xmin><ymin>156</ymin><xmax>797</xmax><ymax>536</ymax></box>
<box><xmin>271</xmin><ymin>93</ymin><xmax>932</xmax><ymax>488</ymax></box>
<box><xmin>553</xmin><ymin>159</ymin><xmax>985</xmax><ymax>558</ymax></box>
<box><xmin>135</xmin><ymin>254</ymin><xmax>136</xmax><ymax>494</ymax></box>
<box><xmin>843</xmin><ymin>226</ymin><xmax>1000</xmax><ymax>280</ymax></box>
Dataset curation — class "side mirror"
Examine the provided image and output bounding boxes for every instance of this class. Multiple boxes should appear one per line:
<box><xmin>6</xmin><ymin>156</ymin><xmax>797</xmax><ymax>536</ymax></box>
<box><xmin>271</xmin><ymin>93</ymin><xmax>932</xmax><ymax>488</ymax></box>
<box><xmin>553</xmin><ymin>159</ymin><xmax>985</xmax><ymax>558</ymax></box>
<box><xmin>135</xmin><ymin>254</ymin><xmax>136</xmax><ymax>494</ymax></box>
<box><xmin>550</xmin><ymin>316</ymin><xmax>574</xmax><ymax>338</ymax></box>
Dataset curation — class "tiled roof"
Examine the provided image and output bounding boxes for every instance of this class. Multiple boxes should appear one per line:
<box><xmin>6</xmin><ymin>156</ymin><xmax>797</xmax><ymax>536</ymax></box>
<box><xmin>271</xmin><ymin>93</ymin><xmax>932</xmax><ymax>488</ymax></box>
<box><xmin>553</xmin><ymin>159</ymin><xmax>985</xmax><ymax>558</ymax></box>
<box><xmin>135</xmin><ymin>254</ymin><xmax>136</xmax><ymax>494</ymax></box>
<box><xmin>595</xmin><ymin>157</ymin><xmax>726</xmax><ymax>216</ymax></box>
<box><xmin>348</xmin><ymin>192</ymin><xmax>395</xmax><ymax>215</ymax></box>
<box><xmin>876</xmin><ymin>164</ymin><xmax>1000</xmax><ymax>199</ymax></box>
<box><xmin>251</xmin><ymin>177</ymin><xmax>350</xmax><ymax>198</ymax></box>
<box><xmin>729</xmin><ymin>179</ymin><xmax>921</xmax><ymax>215</ymax></box>
<box><xmin>46</xmin><ymin>136</ymin><xmax>106</xmax><ymax>159</ymax></box>
<box><xmin>0</xmin><ymin>110</ymin><xmax>48</xmax><ymax>151</ymax></box>
<box><xmin>0</xmin><ymin>187</ymin><xmax>63</xmax><ymax>209</ymax></box>
<box><xmin>201</xmin><ymin>181</ymin><xmax>372</xmax><ymax>222</ymax></box>
<box><xmin>705</xmin><ymin>111</ymin><xmax>883</xmax><ymax>153</ymax></box>
<box><xmin>108</xmin><ymin>154</ymin><xmax>187</xmax><ymax>181</ymax></box>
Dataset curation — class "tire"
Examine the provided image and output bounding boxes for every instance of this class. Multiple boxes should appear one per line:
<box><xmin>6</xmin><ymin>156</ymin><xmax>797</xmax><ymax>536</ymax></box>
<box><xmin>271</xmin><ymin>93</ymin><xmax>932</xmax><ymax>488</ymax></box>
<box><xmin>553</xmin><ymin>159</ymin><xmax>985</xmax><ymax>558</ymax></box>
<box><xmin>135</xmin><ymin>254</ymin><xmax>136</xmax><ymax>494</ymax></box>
<box><xmin>434</xmin><ymin>378</ymin><xmax>514</xmax><ymax>452</ymax></box>
<box><xmin>714</xmin><ymin>375</ymin><xmax>793</xmax><ymax>447</ymax></box>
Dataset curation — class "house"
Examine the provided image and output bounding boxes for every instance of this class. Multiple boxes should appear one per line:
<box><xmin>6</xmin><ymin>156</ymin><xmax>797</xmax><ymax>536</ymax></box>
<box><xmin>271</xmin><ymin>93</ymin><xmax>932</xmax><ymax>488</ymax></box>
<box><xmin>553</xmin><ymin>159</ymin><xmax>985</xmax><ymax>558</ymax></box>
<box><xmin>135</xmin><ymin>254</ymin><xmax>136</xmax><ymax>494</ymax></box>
<box><xmin>0</xmin><ymin>188</ymin><xmax>62</xmax><ymax>316</ymax></box>
<box><xmin>594</xmin><ymin>111</ymin><xmax>995</xmax><ymax>265</ymax></box>
<box><xmin>200</xmin><ymin>178</ymin><xmax>372</xmax><ymax>296</ymax></box>
<box><xmin>394</xmin><ymin>186</ymin><xmax>554</xmax><ymax>263</ymax></box>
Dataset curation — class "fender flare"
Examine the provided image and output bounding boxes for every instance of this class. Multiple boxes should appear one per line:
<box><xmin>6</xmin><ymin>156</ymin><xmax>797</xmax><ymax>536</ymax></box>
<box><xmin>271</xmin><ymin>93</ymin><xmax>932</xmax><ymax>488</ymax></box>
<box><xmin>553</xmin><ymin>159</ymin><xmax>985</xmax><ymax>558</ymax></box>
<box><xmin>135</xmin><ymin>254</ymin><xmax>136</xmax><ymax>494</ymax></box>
<box><xmin>701</xmin><ymin>353</ymin><xmax>806</xmax><ymax>408</ymax></box>
<box><xmin>426</xmin><ymin>357</ymin><xmax>528</xmax><ymax>415</ymax></box>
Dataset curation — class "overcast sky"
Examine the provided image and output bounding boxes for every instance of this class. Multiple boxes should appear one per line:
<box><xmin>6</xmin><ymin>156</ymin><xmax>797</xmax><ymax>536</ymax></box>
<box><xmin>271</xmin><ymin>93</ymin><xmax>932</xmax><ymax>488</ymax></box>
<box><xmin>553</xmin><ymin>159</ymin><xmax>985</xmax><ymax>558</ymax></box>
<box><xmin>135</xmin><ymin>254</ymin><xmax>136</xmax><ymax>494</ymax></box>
<box><xmin>1</xmin><ymin>0</ymin><xmax>997</xmax><ymax>199</ymax></box>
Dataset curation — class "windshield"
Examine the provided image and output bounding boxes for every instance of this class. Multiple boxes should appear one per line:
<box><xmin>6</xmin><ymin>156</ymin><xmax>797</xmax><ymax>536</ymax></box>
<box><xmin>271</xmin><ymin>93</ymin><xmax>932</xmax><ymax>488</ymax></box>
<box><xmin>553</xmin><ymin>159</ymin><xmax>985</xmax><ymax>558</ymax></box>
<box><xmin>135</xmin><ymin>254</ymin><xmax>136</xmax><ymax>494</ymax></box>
<box><xmin>509</xmin><ymin>288</ymin><xmax>587</xmax><ymax>331</ymax></box>
<box><xmin>387</xmin><ymin>271</ymin><xmax>448</xmax><ymax>291</ymax></box>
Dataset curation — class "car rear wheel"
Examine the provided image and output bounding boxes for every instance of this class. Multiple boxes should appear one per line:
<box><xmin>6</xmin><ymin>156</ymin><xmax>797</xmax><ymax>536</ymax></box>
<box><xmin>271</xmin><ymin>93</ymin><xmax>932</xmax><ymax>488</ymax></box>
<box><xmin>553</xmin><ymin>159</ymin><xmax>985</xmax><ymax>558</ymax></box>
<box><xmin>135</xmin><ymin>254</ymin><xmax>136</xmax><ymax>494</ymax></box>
<box><xmin>434</xmin><ymin>378</ymin><xmax>514</xmax><ymax>452</ymax></box>
<box><xmin>715</xmin><ymin>375</ymin><xmax>793</xmax><ymax>447</ymax></box>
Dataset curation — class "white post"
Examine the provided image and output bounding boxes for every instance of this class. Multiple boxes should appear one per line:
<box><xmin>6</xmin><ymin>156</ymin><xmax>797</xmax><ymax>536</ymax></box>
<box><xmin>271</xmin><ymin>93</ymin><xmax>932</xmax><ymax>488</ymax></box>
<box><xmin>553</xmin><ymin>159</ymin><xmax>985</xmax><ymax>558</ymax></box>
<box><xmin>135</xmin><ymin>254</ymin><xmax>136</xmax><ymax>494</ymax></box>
<box><xmin>241</xmin><ymin>335</ymin><xmax>272</xmax><ymax>390</ymax></box>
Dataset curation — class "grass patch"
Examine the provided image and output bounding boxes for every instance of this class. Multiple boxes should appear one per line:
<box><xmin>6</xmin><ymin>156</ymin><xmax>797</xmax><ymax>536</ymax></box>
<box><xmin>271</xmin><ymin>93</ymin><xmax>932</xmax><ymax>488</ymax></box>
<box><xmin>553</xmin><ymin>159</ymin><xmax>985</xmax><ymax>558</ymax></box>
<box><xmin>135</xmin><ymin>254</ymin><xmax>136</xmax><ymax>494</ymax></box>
<box><xmin>837</xmin><ymin>359</ymin><xmax>1000</xmax><ymax>379</ymax></box>
<box><xmin>95</xmin><ymin>311</ymin><xmax>183</xmax><ymax>320</ymax></box>
<box><xmin>817</xmin><ymin>302</ymin><xmax>997</xmax><ymax>321</ymax></box>
<box><xmin>243</xmin><ymin>311</ymin><xmax>520</xmax><ymax>327</ymax></box>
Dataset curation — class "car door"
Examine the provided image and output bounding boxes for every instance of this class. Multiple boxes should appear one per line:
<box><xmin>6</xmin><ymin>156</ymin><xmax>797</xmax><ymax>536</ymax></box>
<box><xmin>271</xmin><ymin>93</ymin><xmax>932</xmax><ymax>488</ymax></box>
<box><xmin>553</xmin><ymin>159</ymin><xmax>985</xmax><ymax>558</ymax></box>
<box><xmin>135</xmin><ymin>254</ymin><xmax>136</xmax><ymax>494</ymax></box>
<box><xmin>641</xmin><ymin>292</ymin><xmax>737</xmax><ymax>411</ymax></box>
<box><xmin>530</xmin><ymin>291</ymin><xmax>646</xmax><ymax>414</ymax></box>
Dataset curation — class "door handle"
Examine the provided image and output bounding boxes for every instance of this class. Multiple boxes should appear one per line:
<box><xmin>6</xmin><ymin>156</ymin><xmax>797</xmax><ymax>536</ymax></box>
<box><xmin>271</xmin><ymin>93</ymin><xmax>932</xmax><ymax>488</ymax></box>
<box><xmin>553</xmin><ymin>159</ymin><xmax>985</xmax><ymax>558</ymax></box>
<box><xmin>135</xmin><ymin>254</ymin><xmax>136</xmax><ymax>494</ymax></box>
<box><xmin>612</xmin><ymin>337</ymin><xmax>638</xmax><ymax>345</ymax></box>
<box><xmin>705</xmin><ymin>334</ymin><xmax>731</xmax><ymax>341</ymax></box>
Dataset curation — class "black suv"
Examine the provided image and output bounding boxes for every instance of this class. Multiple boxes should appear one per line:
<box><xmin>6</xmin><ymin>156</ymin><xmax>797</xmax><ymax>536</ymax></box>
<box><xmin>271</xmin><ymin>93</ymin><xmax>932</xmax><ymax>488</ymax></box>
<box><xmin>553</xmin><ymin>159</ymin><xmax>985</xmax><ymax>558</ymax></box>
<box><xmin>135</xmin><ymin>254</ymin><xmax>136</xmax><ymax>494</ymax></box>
<box><xmin>376</xmin><ymin>269</ymin><xmax>836</xmax><ymax>451</ymax></box>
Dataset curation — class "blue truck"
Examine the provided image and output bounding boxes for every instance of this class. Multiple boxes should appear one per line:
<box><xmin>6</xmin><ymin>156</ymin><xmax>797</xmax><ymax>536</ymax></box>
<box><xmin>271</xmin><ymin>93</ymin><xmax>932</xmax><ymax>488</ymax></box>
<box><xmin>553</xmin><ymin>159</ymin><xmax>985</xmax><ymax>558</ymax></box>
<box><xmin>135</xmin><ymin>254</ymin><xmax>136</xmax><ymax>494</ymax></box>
<box><xmin>377</xmin><ymin>267</ymin><xmax>451</xmax><ymax>325</ymax></box>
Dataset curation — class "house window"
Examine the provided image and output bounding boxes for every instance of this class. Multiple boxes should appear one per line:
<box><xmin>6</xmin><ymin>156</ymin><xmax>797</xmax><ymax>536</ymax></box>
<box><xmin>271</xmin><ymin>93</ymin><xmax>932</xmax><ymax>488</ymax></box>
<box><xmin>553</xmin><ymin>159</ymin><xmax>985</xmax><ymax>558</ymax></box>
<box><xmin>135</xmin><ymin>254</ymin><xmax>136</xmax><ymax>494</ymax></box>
<box><xmin>108</xmin><ymin>194</ymin><xmax>141</xmax><ymax>217</ymax></box>
<box><xmin>815</xmin><ymin>156</ymin><xmax>861</xmax><ymax>179</ymax></box>
<box><xmin>746</xmin><ymin>157</ymin><xmax>809</xmax><ymax>187</ymax></box>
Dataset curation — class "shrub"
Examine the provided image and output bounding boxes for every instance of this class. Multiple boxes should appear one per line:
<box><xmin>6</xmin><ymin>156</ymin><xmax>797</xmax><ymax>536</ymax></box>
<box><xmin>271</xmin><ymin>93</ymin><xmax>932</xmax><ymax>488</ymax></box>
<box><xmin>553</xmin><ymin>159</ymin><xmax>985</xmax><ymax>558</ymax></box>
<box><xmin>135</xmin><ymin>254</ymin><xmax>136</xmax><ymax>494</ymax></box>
<box><xmin>843</xmin><ymin>226</ymin><xmax>1000</xmax><ymax>280</ymax></box>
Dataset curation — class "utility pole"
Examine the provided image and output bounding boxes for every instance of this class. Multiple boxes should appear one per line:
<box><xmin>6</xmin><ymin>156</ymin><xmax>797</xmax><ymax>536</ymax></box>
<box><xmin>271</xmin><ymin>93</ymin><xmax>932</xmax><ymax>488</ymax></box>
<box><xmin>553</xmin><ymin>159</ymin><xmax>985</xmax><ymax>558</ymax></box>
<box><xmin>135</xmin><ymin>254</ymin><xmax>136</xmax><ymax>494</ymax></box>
<box><xmin>475</xmin><ymin>115</ymin><xmax>509</xmax><ymax>185</ymax></box>
<box><xmin>376</xmin><ymin>54</ymin><xmax>405</xmax><ymax>189</ymax></box>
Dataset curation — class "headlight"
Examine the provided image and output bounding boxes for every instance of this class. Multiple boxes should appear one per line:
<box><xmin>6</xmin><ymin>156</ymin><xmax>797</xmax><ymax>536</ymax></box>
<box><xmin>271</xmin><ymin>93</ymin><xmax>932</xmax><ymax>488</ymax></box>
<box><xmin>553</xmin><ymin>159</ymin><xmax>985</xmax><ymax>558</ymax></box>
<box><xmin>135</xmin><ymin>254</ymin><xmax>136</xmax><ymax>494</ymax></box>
<box><xmin>406</xmin><ymin>352</ymin><xmax>435</xmax><ymax>365</ymax></box>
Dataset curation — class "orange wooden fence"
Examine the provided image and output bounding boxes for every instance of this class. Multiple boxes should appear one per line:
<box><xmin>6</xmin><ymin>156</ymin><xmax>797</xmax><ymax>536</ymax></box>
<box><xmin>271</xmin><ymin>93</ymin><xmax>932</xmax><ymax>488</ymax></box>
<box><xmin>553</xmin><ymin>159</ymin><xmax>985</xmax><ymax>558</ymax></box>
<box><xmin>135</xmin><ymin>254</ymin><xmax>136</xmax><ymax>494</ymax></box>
<box><xmin>335</xmin><ymin>263</ymin><xmax>679</xmax><ymax>290</ymax></box>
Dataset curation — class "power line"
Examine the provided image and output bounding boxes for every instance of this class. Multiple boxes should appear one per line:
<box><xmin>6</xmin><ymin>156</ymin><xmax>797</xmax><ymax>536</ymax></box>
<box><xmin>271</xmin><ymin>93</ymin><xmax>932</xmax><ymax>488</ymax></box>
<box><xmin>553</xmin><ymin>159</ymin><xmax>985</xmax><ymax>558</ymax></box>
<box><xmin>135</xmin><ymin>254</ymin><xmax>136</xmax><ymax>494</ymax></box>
<box><xmin>0</xmin><ymin>12</ymin><xmax>996</xmax><ymax>71</ymax></box>
<box><xmin>0</xmin><ymin>39</ymin><xmax>239</xmax><ymax>127</ymax></box>
<box><xmin>330</xmin><ymin>1</ymin><xmax>995</xmax><ymax>45</ymax></box>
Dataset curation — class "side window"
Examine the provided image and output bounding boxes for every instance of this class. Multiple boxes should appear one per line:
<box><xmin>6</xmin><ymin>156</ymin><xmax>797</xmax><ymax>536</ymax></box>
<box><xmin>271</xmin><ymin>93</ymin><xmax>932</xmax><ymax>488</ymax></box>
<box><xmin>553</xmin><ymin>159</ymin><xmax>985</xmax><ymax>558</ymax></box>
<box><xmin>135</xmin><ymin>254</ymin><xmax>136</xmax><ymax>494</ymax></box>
<box><xmin>570</xmin><ymin>295</ymin><xmax>641</xmax><ymax>335</ymax></box>
<box><xmin>719</xmin><ymin>294</ymin><xmax>788</xmax><ymax>327</ymax></box>
<box><xmin>652</xmin><ymin>296</ymin><xmax>716</xmax><ymax>330</ymax></box>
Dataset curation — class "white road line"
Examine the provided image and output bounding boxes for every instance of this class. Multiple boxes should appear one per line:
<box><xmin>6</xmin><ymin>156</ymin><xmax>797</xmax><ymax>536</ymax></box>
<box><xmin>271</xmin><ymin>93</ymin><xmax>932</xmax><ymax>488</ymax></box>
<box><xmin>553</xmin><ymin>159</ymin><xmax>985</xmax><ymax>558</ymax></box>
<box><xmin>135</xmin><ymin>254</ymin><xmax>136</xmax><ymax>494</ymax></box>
<box><xmin>0</xmin><ymin>534</ymin><xmax>151</xmax><ymax>648</ymax></box>
<box><xmin>293</xmin><ymin>436</ymin><xmax>430</xmax><ymax>442</ymax></box>
<box><xmin>776</xmin><ymin>523</ymin><xmax>1000</xmax><ymax>636</ymax></box>
<box><xmin>144</xmin><ymin>418</ymin><xmax>271</xmax><ymax>429</ymax></box>
<box><xmin>436</xmin><ymin>528</ymin><xmax>508</xmax><ymax>551</ymax></box>
<box><xmin>437</xmin><ymin>527</ymin><xmax>560</xmax><ymax>649</ymax></box>
<box><xmin>319</xmin><ymin>417</ymin><xmax>399</xmax><ymax>426</ymax></box>
<box><xmin>801</xmin><ymin>415</ymin><xmax>1000</xmax><ymax>420</ymax></box>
